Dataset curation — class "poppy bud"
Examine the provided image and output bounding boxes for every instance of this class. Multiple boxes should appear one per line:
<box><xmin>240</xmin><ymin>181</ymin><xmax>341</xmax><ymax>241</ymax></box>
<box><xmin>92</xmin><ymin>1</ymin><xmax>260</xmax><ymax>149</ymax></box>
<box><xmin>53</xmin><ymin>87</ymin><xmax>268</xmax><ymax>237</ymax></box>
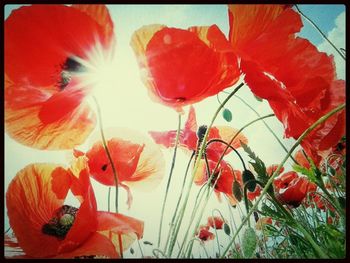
<box><xmin>197</xmin><ymin>125</ymin><xmax>208</xmax><ymax>142</ymax></box>
<box><xmin>242</xmin><ymin>170</ymin><xmax>256</xmax><ymax>192</ymax></box>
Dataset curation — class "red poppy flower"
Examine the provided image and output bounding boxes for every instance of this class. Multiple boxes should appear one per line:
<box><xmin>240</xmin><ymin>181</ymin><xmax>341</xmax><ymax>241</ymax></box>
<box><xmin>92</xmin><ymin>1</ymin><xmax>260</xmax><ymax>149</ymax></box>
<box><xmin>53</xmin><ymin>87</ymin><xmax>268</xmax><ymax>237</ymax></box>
<box><xmin>207</xmin><ymin>216</ymin><xmax>225</xmax><ymax>230</ymax></box>
<box><xmin>130</xmin><ymin>24</ymin><xmax>240</xmax><ymax>112</ymax></box>
<box><xmin>228</xmin><ymin>5</ymin><xmax>345</xmax><ymax>164</ymax></box>
<box><xmin>5</xmin><ymin>4</ymin><xmax>115</xmax><ymax>149</ymax></box>
<box><xmin>194</xmin><ymin>159</ymin><xmax>243</xmax><ymax>206</ymax></box>
<box><xmin>273</xmin><ymin>171</ymin><xmax>317</xmax><ymax>207</ymax></box>
<box><xmin>85</xmin><ymin>128</ymin><xmax>165</xmax><ymax>208</ymax></box>
<box><xmin>149</xmin><ymin>106</ymin><xmax>248</xmax><ymax>161</ymax></box>
<box><xmin>196</xmin><ymin>225</ymin><xmax>215</xmax><ymax>242</ymax></box>
<box><xmin>5</xmin><ymin>159</ymin><xmax>143</xmax><ymax>258</ymax></box>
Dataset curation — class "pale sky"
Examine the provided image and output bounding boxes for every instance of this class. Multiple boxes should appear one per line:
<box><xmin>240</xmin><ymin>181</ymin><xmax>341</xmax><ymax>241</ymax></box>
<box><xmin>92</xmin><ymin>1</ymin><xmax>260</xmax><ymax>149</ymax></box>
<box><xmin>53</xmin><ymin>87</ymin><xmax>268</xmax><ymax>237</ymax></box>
<box><xmin>4</xmin><ymin>4</ymin><xmax>345</xmax><ymax>258</ymax></box>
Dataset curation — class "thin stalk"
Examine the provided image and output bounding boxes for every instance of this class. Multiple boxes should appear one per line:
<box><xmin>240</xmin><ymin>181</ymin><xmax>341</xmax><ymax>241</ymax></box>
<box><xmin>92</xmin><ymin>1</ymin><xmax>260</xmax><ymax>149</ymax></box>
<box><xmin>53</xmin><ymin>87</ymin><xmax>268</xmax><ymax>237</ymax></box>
<box><xmin>167</xmin><ymin>83</ymin><xmax>244</xmax><ymax>257</ymax></box>
<box><xmin>158</xmin><ymin>113</ymin><xmax>182</xmax><ymax>248</ymax></box>
<box><xmin>93</xmin><ymin>96</ymin><xmax>119</xmax><ymax>213</ymax></box>
<box><xmin>184</xmin><ymin>114</ymin><xmax>276</xmax><ymax>257</ymax></box>
<box><xmin>220</xmin><ymin>103</ymin><xmax>345</xmax><ymax>259</ymax></box>
<box><xmin>295</xmin><ymin>4</ymin><xmax>345</xmax><ymax>60</ymax></box>
<box><xmin>107</xmin><ymin>187</ymin><xmax>111</xmax><ymax>212</ymax></box>
<box><xmin>137</xmin><ymin>239</ymin><xmax>144</xmax><ymax>258</ymax></box>
<box><xmin>206</xmin><ymin>138</ymin><xmax>247</xmax><ymax>170</ymax></box>
<box><xmin>232</xmin><ymin>93</ymin><xmax>298</xmax><ymax>164</ymax></box>
<box><xmin>163</xmin><ymin>151</ymin><xmax>195</xmax><ymax>251</ymax></box>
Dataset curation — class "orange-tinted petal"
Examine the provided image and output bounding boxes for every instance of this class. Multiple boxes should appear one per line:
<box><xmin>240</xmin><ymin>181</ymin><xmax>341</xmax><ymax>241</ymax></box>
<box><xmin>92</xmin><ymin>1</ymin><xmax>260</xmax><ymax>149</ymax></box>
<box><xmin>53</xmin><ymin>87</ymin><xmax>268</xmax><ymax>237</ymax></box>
<box><xmin>87</xmin><ymin>128</ymin><xmax>165</xmax><ymax>192</ymax></box>
<box><xmin>228</xmin><ymin>5</ymin><xmax>296</xmax><ymax>54</ymax></box>
<box><xmin>72</xmin><ymin>4</ymin><xmax>115</xmax><ymax>48</ymax></box>
<box><xmin>6</xmin><ymin>164</ymin><xmax>69</xmax><ymax>257</ymax></box>
<box><xmin>5</xmin><ymin>4</ymin><xmax>114</xmax><ymax>150</ymax></box>
<box><xmin>96</xmin><ymin>212</ymin><xmax>144</xmax><ymax>255</ymax></box>
<box><xmin>5</xmin><ymin>98</ymin><xmax>96</xmax><ymax>150</ymax></box>
<box><xmin>206</xmin><ymin>126</ymin><xmax>248</xmax><ymax>161</ymax></box>
<box><xmin>57</xmin><ymin>232</ymin><xmax>119</xmax><ymax>259</ymax></box>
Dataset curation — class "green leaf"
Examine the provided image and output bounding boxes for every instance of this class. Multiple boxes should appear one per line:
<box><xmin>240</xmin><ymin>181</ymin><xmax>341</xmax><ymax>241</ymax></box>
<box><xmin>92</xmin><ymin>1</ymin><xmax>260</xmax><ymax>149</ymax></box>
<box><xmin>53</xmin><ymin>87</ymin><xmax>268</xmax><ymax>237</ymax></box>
<box><xmin>242</xmin><ymin>227</ymin><xmax>257</xmax><ymax>258</ymax></box>
<box><xmin>240</xmin><ymin>141</ymin><xmax>269</xmax><ymax>184</ymax></box>
<box><xmin>223</xmin><ymin>223</ymin><xmax>231</xmax><ymax>236</ymax></box>
<box><xmin>292</xmin><ymin>164</ymin><xmax>317</xmax><ymax>182</ymax></box>
<box><xmin>130</xmin><ymin>247</ymin><xmax>134</xmax><ymax>254</ymax></box>
<box><xmin>222</xmin><ymin>108</ymin><xmax>232</xmax><ymax>122</ymax></box>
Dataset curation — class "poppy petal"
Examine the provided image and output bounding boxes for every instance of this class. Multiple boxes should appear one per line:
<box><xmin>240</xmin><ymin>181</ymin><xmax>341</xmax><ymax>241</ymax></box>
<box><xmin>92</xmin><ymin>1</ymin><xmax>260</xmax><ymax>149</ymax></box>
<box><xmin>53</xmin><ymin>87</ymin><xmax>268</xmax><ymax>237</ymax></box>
<box><xmin>87</xmin><ymin>128</ymin><xmax>165</xmax><ymax>192</ymax></box>
<box><xmin>57</xmin><ymin>232</ymin><xmax>119</xmax><ymax>259</ymax></box>
<box><xmin>96</xmin><ymin>212</ymin><xmax>144</xmax><ymax>255</ymax></box>
<box><xmin>149</xmin><ymin>130</ymin><xmax>177</xmax><ymax>148</ymax></box>
<box><xmin>5</xmin><ymin>4</ymin><xmax>113</xmax><ymax>150</ymax></box>
<box><xmin>59</xmin><ymin>185</ymin><xmax>98</xmax><ymax>254</ymax></box>
<box><xmin>6</xmin><ymin>164</ymin><xmax>70</xmax><ymax>257</ymax></box>
<box><xmin>228</xmin><ymin>4</ymin><xmax>294</xmax><ymax>50</ymax></box>
<box><xmin>131</xmin><ymin>24</ymin><xmax>239</xmax><ymax>111</ymax></box>
<box><xmin>5</xmin><ymin>100</ymin><xmax>96</xmax><ymax>150</ymax></box>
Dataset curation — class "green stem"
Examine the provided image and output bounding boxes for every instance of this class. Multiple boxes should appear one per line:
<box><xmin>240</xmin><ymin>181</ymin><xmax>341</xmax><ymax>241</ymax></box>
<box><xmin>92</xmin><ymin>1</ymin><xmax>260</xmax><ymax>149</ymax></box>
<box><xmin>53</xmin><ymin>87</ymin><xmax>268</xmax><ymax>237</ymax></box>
<box><xmin>164</xmin><ymin>151</ymin><xmax>195</xmax><ymax>251</ymax></box>
<box><xmin>107</xmin><ymin>187</ymin><xmax>111</xmax><ymax>212</ymax></box>
<box><xmin>184</xmin><ymin>114</ymin><xmax>275</xmax><ymax>257</ymax></box>
<box><xmin>158</xmin><ymin>113</ymin><xmax>182</xmax><ymax>248</ymax></box>
<box><xmin>295</xmin><ymin>4</ymin><xmax>346</xmax><ymax>60</ymax></box>
<box><xmin>167</xmin><ymin>83</ymin><xmax>244</xmax><ymax>257</ymax></box>
<box><xmin>93</xmin><ymin>96</ymin><xmax>119</xmax><ymax>213</ymax></box>
<box><xmin>206</xmin><ymin>138</ymin><xmax>247</xmax><ymax>170</ymax></box>
<box><xmin>232</xmin><ymin>93</ymin><xmax>298</xmax><ymax>165</ymax></box>
<box><xmin>220</xmin><ymin>103</ymin><xmax>345</xmax><ymax>259</ymax></box>
<box><xmin>137</xmin><ymin>239</ymin><xmax>144</xmax><ymax>258</ymax></box>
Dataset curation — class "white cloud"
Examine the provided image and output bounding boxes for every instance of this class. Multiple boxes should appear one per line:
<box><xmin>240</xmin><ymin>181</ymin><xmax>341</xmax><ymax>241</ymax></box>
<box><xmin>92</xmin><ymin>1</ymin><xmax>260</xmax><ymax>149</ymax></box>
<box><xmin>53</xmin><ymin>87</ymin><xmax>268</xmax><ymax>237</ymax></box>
<box><xmin>317</xmin><ymin>11</ymin><xmax>345</xmax><ymax>79</ymax></box>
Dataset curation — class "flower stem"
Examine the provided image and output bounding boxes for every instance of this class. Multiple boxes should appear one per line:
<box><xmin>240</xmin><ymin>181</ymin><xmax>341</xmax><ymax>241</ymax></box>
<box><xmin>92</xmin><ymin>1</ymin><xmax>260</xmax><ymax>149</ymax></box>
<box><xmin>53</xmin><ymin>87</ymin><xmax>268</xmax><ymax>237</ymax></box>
<box><xmin>167</xmin><ymin>83</ymin><xmax>244</xmax><ymax>257</ymax></box>
<box><xmin>164</xmin><ymin>151</ymin><xmax>195</xmax><ymax>251</ymax></box>
<box><xmin>184</xmin><ymin>113</ymin><xmax>275</xmax><ymax>258</ymax></box>
<box><xmin>158</xmin><ymin>113</ymin><xmax>182</xmax><ymax>248</ymax></box>
<box><xmin>295</xmin><ymin>4</ymin><xmax>345</xmax><ymax>60</ymax></box>
<box><xmin>92</xmin><ymin>96</ymin><xmax>119</xmax><ymax>213</ymax></box>
<box><xmin>220</xmin><ymin>103</ymin><xmax>345</xmax><ymax>259</ymax></box>
<box><xmin>206</xmin><ymin>138</ymin><xmax>247</xmax><ymax>170</ymax></box>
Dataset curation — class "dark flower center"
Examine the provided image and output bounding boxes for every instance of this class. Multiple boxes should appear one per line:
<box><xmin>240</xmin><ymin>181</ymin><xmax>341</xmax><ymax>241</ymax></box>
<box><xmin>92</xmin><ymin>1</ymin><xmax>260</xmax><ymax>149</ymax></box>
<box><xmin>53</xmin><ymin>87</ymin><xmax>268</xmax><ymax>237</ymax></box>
<box><xmin>58</xmin><ymin>57</ymin><xmax>84</xmax><ymax>90</ymax></box>
<box><xmin>42</xmin><ymin>205</ymin><xmax>78</xmax><ymax>239</ymax></box>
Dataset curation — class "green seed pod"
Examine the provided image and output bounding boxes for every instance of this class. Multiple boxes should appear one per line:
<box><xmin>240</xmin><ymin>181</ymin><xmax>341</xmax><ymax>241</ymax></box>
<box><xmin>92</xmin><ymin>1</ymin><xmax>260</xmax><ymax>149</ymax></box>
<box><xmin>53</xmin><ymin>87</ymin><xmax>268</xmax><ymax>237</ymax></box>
<box><xmin>223</xmin><ymin>223</ymin><xmax>231</xmax><ymax>236</ymax></box>
<box><xmin>242</xmin><ymin>227</ymin><xmax>257</xmax><ymax>258</ymax></box>
<box><xmin>222</xmin><ymin>108</ymin><xmax>233</xmax><ymax>122</ymax></box>
<box><xmin>242</xmin><ymin>170</ymin><xmax>256</xmax><ymax>192</ymax></box>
